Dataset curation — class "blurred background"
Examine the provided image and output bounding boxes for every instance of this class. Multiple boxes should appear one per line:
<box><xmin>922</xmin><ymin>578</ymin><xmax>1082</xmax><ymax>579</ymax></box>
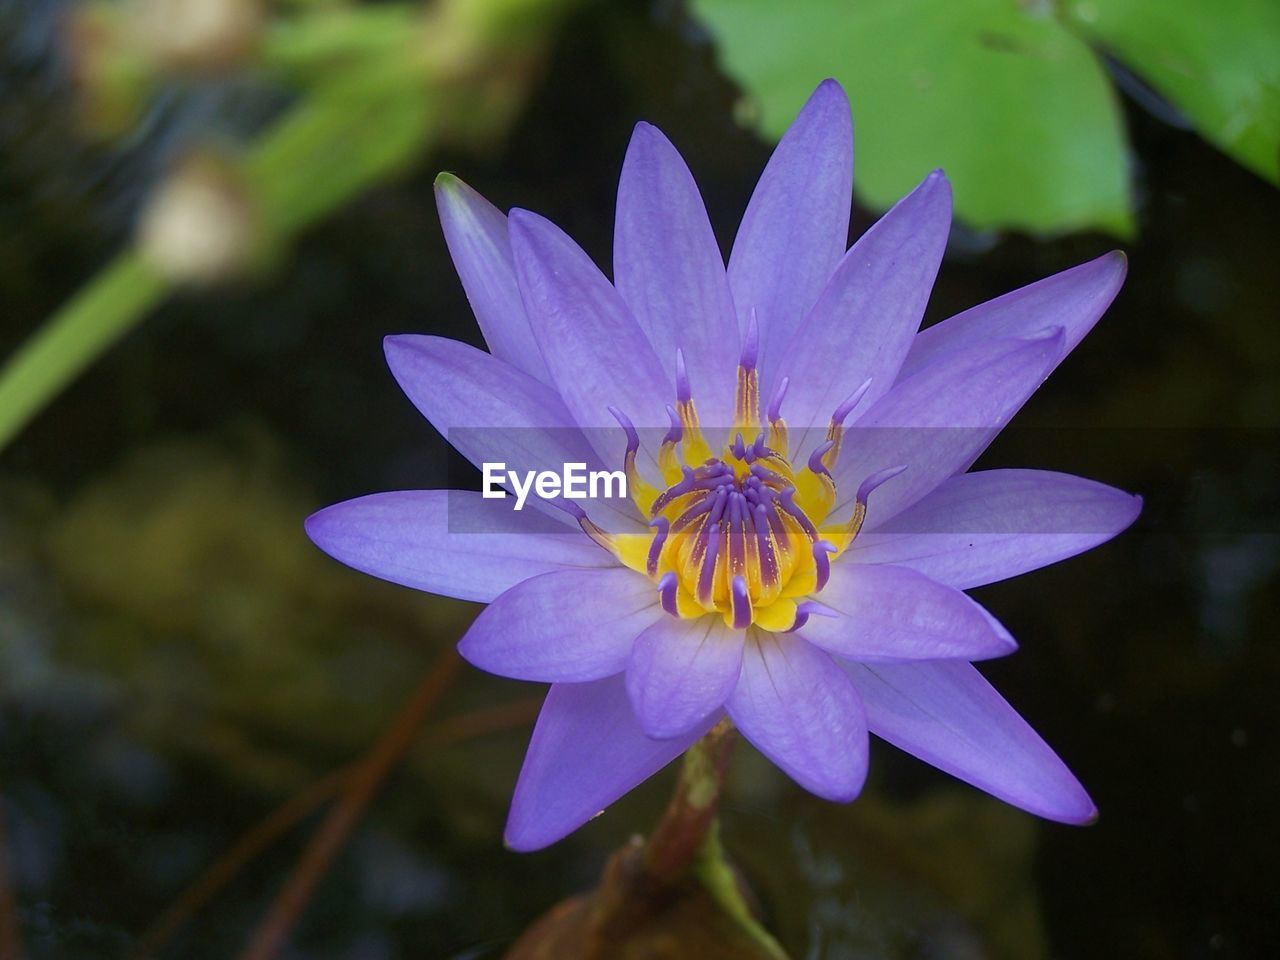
<box><xmin>1</xmin><ymin>0</ymin><xmax>1277</xmax><ymax>957</ymax></box>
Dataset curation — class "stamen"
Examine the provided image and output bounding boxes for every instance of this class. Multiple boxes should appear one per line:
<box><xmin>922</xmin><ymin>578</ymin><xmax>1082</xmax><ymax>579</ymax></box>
<box><xmin>650</xmin><ymin>465</ymin><xmax>696</xmax><ymax>515</ymax></box>
<box><xmin>824</xmin><ymin>376</ymin><xmax>873</xmax><ymax>471</ymax></box>
<box><xmin>695</xmin><ymin>488</ymin><xmax>728</xmax><ymax>604</ymax></box>
<box><xmin>856</xmin><ymin>463</ymin><xmax>907</xmax><ymax>504</ymax></box>
<box><xmin>754</xmin><ymin>503</ymin><xmax>779</xmax><ymax>587</ymax></box>
<box><xmin>766</xmin><ymin>376</ymin><xmax>790</xmax><ymax>458</ymax></box>
<box><xmin>675</xmin><ymin>348</ymin><xmax>691</xmax><ymax>404</ymax></box>
<box><xmin>788</xmin><ymin>599</ymin><xmax>836</xmax><ymax>632</ymax></box>
<box><xmin>777</xmin><ymin>487</ymin><xmax>819</xmax><ymax>540</ymax></box>
<box><xmin>735</xmin><ymin>312</ymin><xmax>761</xmax><ymax>432</ymax></box>
<box><xmin>674</xmin><ymin>348</ymin><xmax>713</xmax><ymax>464</ymax></box>
<box><xmin>812</xmin><ymin>539</ymin><xmax>837</xmax><ymax>590</ymax></box>
<box><xmin>658</xmin><ymin>571</ymin><xmax>679</xmax><ymax>617</ymax></box>
<box><xmin>807</xmin><ymin>439</ymin><xmax>836</xmax><ymax>478</ymax></box>
<box><xmin>552</xmin><ymin>499</ymin><xmax>616</xmax><ymax>554</ymax></box>
<box><xmin>831</xmin><ymin>377</ymin><xmax>873</xmax><ymax>427</ymax></box>
<box><xmin>740</xmin><ymin>309</ymin><xmax>760</xmax><ymax>371</ymax></box>
<box><xmin>658</xmin><ymin>404</ymin><xmax>684</xmax><ymax>484</ymax></box>
<box><xmin>767</xmin><ymin>377</ymin><xmax>790</xmax><ymax>423</ymax></box>
<box><xmin>841</xmin><ymin>464</ymin><xmax>908</xmax><ymax>542</ymax></box>
<box><xmin>646</xmin><ymin>516</ymin><xmax>669</xmax><ymax>577</ymax></box>
<box><xmin>731</xmin><ymin>574</ymin><xmax>752</xmax><ymax>629</ymax></box>
<box><xmin>609</xmin><ymin>405</ymin><xmax>658</xmax><ymax>512</ymax></box>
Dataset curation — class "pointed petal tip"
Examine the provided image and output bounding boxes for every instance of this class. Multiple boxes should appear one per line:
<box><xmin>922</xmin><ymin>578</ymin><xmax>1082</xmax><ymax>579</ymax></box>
<box><xmin>917</xmin><ymin>168</ymin><xmax>953</xmax><ymax>203</ymax></box>
<box><xmin>812</xmin><ymin>76</ymin><xmax>850</xmax><ymax>106</ymax></box>
<box><xmin>433</xmin><ymin>170</ymin><xmax>462</xmax><ymax>192</ymax></box>
<box><xmin>506</xmin><ymin>206</ymin><xmax>535</xmax><ymax>229</ymax></box>
<box><xmin>382</xmin><ymin>332</ymin><xmax>431</xmax><ymax>367</ymax></box>
<box><xmin>301</xmin><ymin>507</ymin><xmax>330</xmax><ymax>547</ymax></box>
<box><xmin>1087</xmin><ymin>249</ymin><xmax>1128</xmax><ymax>285</ymax></box>
<box><xmin>1104</xmin><ymin>250</ymin><xmax>1129</xmax><ymax>286</ymax></box>
<box><xmin>1044</xmin><ymin>793</ymin><xmax>1099</xmax><ymax>826</ymax></box>
<box><xmin>502</xmin><ymin>821</ymin><xmax>555</xmax><ymax>853</ymax></box>
<box><xmin>628</xmin><ymin>118</ymin><xmax>663</xmax><ymax>143</ymax></box>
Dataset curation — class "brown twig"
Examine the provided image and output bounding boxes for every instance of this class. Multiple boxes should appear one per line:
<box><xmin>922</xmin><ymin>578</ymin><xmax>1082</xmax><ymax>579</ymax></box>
<box><xmin>0</xmin><ymin>793</ymin><xmax>26</xmax><ymax>960</ymax></box>
<box><xmin>419</xmin><ymin>696</ymin><xmax>542</xmax><ymax>750</ymax></box>
<box><xmin>236</xmin><ymin>648</ymin><xmax>464</xmax><ymax>960</ymax></box>
<box><xmin>128</xmin><ymin>766</ymin><xmax>354</xmax><ymax>960</ymax></box>
<box><xmin>131</xmin><ymin>687</ymin><xmax>540</xmax><ymax>960</ymax></box>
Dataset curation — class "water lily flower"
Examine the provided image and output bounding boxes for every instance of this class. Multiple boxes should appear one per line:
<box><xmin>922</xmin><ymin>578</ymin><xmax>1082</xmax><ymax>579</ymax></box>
<box><xmin>306</xmin><ymin>79</ymin><xmax>1140</xmax><ymax>851</ymax></box>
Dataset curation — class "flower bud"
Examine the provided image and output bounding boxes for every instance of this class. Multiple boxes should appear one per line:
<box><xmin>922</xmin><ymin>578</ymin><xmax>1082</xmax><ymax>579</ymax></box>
<box><xmin>130</xmin><ymin>0</ymin><xmax>263</xmax><ymax>72</ymax></box>
<box><xmin>137</xmin><ymin>152</ymin><xmax>261</xmax><ymax>285</ymax></box>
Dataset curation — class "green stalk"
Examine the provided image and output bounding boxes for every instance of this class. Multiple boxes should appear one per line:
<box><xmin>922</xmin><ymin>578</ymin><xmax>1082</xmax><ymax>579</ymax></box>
<box><xmin>0</xmin><ymin>255</ymin><xmax>167</xmax><ymax>451</ymax></box>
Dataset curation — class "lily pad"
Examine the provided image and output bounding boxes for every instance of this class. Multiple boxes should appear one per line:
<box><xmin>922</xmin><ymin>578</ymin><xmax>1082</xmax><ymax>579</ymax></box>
<box><xmin>1065</xmin><ymin>0</ymin><xmax>1280</xmax><ymax>185</ymax></box>
<box><xmin>692</xmin><ymin>0</ymin><xmax>1133</xmax><ymax>236</ymax></box>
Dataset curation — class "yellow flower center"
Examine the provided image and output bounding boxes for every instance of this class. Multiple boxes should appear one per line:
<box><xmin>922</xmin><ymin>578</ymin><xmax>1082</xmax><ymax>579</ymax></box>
<box><xmin>574</xmin><ymin>325</ymin><xmax>893</xmax><ymax>632</ymax></box>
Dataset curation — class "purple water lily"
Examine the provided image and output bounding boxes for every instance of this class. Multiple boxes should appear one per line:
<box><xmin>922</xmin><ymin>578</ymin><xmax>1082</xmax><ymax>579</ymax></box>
<box><xmin>306</xmin><ymin>79</ymin><xmax>1140</xmax><ymax>851</ymax></box>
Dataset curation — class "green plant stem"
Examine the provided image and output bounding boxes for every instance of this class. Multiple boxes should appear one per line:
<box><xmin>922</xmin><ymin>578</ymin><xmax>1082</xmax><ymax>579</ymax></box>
<box><xmin>0</xmin><ymin>254</ymin><xmax>167</xmax><ymax>452</ymax></box>
<box><xmin>695</xmin><ymin>818</ymin><xmax>790</xmax><ymax>960</ymax></box>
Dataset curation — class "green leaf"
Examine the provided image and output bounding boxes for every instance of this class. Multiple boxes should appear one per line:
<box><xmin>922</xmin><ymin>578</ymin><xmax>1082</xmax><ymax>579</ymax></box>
<box><xmin>1065</xmin><ymin>0</ymin><xmax>1280</xmax><ymax>185</ymax></box>
<box><xmin>691</xmin><ymin>0</ymin><xmax>1132</xmax><ymax>236</ymax></box>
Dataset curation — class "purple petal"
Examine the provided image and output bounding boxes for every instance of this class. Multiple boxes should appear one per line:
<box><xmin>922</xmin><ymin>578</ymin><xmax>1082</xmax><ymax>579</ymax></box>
<box><xmin>434</xmin><ymin>174</ymin><xmax>551</xmax><ymax>383</ymax></box>
<box><xmin>726</xmin><ymin>633</ymin><xmax>868</xmax><ymax>802</ymax></box>
<box><xmin>847</xmin><ymin>469</ymin><xmax>1143</xmax><ymax>589</ymax></box>
<box><xmin>799</xmin><ymin>563</ymin><xmax>1016</xmax><ymax>662</ymax></box>
<box><xmin>304</xmin><ymin>490</ymin><xmax>612</xmax><ymax>603</ymax></box>
<box><xmin>774</xmin><ymin>170</ymin><xmax>952</xmax><ymax>451</ymax></box>
<box><xmin>832</xmin><ymin>330</ymin><xmax>1066</xmax><ymax>525</ymax></box>
<box><xmin>728</xmin><ymin>80</ymin><xmax>853</xmax><ymax>388</ymax></box>
<box><xmin>845</xmin><ymin>660</ymin><xmax>1097</xmax><ymax>824</ymax></box>
<box><xmin>508</xmin><ymin>209</ymin><xmax>671</xmax><ymax>465</ymax></box>
<box><xmin>505</xmin><ymin>674</ymin><xmax>717</xmax><ymax>851</ymax></box>
<box><xmin>614</xmin><ymin>123</ymin><xmax>739</xmax><ymax>427</ymax></box>
<box><xmin>626</xmin><ymin>615</ymin><xmax>745</xmax><ymax>739</ymax></box>
<box><xmin>459</xmin><ymin>568</ymin><xmax>659</xmax><ymax>682</ymax></box>
<box><xmin>383</xmin><ymin>335</ymin><xmax>640</xmax><ymax>530</ymax></box>
<box><xmin>902</xmin><ymin>251</ymin><xmax>1126</xmax><ymax>382</ymax></box>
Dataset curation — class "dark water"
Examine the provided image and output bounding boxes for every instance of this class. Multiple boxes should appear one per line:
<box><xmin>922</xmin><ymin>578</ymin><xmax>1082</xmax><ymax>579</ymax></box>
<box><xmin>2</xmin><ymin>2</ymin><xmax>1277</xmax><ymax>958</ymax></box>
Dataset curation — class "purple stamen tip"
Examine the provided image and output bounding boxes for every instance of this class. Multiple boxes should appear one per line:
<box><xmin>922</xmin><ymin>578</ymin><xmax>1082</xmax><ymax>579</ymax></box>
<box><xmin>647</xmin><ymin>516</ymin><xmax>670</xmax><ymax>576</ymax></box>
<box><xmin>767</xmin><ymin>376</ymin><xmax>790</xmax><ymax>423</ymax></box>
<box><xmin>832</xmin><ymin>377</ymin><xmax>874</xmax><ymax>426</ymax></box>
<box><xmin>548</xmin><ymin>498</ymin><xmax>586</xmax><ymax>520</ymax></box>
<box><xmin>856</xmin><ymin>464</ymin><xmax>908</xmax><ymax>504</ymax></box>
<box><xmin>812</xmin><ymin>539</ymin><xmax>837</xmax><ymax>590</ymax></box>
<box><xmin>807</xmin><ymin>439</ymin><xmax>836</xmax><ymax>477</ymax></box>
<box><xmin>731</xmin><ymin>575</ymin><xmax>752</xmax><ymax>629</ymax></box>
<box><xmin>740</xmin><ymin>310</ymin><xmax>760</xmax><ymax>371</ymax></box>
<box><xmin>732</xmin><ymin>432</ymin><xmax>747</xmax><ymax>459</ymax></box>
<box><xmin>662</xmin><ymin>404</ymin><xmax>683</xmax><ymax>444</ymax></box>
<box><xmin>787</xmin><ymin>600</ymin><xmax>836</xmax><ymax>632</ymax></box>
<box><xmin>608</xmin><ymin>405</ymin><xmax>640</xmax><ymax>454</ymax></box>
<box><xmin>675</xmin><ymin>349</ymin><xmax>691</xmax><ymax>403</ymax></box>
<box><xmin>658</xmin><ymin>571</ymin><xmax>679</xmax><ymax>618</ymax></box>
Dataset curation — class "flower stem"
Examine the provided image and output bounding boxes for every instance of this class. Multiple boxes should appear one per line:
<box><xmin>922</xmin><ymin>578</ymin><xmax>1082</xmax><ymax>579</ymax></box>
<box><xmin>504</xmin><ymin>720</ymin><xmax>789</xmax><ymax>959</ymax></box>
<box><xmin>0</xmin><ymin>254</ymin><xmax>167</xmax><ymax>453</ymax></box>
<box><xmin>642</xmin><ymin>718</ymin><xmax>737</xmax><ymax>883</ymax></box>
